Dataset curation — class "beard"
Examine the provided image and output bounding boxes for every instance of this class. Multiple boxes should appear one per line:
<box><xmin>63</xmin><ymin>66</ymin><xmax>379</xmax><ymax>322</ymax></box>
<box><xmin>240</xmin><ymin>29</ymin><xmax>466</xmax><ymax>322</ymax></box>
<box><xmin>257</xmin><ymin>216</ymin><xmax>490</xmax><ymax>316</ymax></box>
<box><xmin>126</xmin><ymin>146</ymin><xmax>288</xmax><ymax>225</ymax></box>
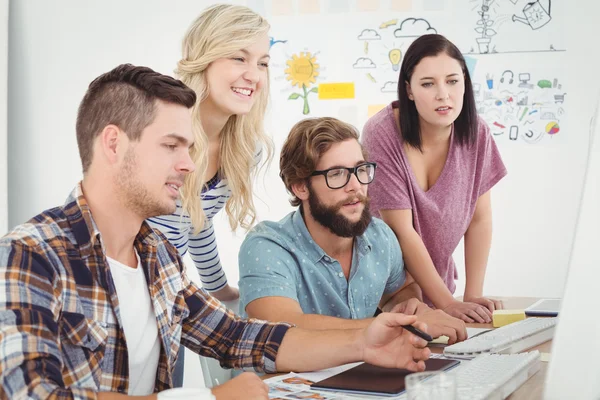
<box><xmin>306</xmin><ymin>183</ymin><xmax>372</xmax><ymax>238</ymax></box>
<box><xmin>115</xmin><ymin>148</ymin><xmax>177</xmax><ymax>219</ymax></box>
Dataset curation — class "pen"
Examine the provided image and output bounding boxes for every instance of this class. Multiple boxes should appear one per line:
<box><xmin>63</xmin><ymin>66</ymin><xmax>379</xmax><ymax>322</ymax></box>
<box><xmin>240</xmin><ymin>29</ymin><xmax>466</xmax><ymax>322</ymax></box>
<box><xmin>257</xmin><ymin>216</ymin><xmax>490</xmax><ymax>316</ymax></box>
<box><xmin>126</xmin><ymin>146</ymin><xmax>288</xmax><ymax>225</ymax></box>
<box><xmin>401</xmin><ymin>324</ymin><xmax>433</xmax><ymax>342</ymax></box>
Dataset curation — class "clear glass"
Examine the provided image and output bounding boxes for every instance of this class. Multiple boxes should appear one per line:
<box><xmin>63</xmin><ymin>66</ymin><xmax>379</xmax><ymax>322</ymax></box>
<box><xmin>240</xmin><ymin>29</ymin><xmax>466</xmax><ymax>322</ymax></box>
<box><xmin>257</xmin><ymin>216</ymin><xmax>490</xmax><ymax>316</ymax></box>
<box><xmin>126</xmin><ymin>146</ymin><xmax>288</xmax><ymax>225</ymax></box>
<box><xmin>325</xmin><ymin>163</ymin><xmax>376</xmax><ymax>188</ymax></box>
<box><xmin>405</xmin><ymin>371</ymin><xmax>457</xmax><ymax>400</ymax></box>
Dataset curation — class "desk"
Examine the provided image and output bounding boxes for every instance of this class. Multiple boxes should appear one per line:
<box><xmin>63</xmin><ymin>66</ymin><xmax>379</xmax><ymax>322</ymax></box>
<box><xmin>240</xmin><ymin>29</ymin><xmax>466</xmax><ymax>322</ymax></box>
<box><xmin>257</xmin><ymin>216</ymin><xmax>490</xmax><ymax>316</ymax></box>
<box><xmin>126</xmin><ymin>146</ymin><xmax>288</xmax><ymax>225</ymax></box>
<box><xmin>262</xmin><ymin>297</ymin><xmax>550</xmax><ymax>399</ymax></box>
<box><xmin>455</xmin><ymin>297</ymin><xmax>551</xmax><ymax>399</ymax></box>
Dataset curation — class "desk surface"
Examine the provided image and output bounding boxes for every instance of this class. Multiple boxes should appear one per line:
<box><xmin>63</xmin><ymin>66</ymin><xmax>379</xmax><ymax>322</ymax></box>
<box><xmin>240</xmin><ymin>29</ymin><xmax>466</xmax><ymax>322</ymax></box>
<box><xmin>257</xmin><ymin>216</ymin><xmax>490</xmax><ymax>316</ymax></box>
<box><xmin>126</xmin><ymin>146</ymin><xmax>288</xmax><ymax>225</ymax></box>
<box><xmin>458</xmin><ymin>297</ymin><xmax>550</xmax><ymax>400</ymax></box>
<box><xmin>262</xmin><ymin>297</ymin><xmax>550</xmax><ymax>399</ymax></box>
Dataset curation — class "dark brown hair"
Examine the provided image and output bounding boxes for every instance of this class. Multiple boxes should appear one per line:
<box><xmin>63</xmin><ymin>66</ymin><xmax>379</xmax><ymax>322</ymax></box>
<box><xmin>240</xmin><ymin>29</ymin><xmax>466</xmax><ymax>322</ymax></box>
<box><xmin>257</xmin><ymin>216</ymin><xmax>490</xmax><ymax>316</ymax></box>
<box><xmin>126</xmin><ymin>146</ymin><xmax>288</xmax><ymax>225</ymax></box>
<box><xmin>76</xmin><ymin>63</ymin><xmax>197</xmax><ymax>172</ymax></box>
<box><xmin>279</xmin><ymin>117</ymin><xmax>366</xmax><ymax>207</ymax></box>
<box><xmin>397</xmin><ymin>34</ymin><xmax>478</xmax><ymax>150</ymax></box>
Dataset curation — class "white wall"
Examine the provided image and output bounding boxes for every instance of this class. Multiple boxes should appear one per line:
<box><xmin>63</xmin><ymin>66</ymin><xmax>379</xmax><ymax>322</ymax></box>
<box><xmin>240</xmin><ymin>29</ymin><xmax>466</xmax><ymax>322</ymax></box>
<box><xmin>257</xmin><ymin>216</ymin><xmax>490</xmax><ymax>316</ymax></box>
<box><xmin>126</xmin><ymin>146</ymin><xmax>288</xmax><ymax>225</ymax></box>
<box><xmin>6</xmin><ymin>0</ymin><xmax>600</xmax><ymax>388</ymax></box>
<box><xmin>8</xmin><ymin>0</ymin><xmax>599</xmax><ymax>298</ymax></box>
<box><xmin>0</xmin><ymin>0</ymin><xmax>7</xmax><ymax>235</ymax></box>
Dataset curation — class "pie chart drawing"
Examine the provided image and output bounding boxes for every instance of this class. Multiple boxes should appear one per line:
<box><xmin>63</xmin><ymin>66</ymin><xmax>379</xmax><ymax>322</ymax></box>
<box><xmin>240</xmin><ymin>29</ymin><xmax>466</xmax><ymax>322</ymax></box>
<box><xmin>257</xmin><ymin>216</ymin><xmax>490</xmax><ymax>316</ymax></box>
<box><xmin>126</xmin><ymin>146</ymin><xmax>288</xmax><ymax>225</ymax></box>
<box><xmin>545</xmin><ymin>121</ymin><xmax>560</xmax><ymax>135</ymax></box>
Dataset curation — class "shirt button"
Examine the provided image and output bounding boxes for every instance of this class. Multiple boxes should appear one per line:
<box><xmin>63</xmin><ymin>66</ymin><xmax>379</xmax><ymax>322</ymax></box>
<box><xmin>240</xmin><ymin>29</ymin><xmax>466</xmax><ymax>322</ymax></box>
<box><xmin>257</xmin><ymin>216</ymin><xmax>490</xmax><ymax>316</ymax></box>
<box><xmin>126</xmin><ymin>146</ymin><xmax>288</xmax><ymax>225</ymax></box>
<box><xmin>324</xmin><ymin>256</ymin><xmax>331</xmax><ymax>262</ymax></box>
<box><xmin>338</xmin><ymin>272</ymin><xmax>344</xmax><ymax>278</ymax></box>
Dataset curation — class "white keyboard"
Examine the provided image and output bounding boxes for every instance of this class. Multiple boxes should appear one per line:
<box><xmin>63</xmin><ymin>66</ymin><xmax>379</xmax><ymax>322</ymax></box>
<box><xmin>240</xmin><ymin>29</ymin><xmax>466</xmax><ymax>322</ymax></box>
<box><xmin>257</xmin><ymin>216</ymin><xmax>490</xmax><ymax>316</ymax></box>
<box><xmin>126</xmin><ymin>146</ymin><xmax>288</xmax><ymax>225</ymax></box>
<box><xmin>447</xmin><ymin>351</ymin><xmax>541</xmax><ymax>400</ymax></box>
<box><xmin>444</xmin><ymin>317</ymin><xmax>556</xmax><ymax>359</ymax></box>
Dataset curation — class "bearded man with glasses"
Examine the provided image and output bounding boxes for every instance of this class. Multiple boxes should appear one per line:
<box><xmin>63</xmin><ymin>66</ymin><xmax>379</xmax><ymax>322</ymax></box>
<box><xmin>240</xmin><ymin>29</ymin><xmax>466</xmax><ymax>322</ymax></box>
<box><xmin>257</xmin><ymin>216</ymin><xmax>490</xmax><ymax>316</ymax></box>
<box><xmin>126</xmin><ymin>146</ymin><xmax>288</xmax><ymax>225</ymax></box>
<box><xmin>238</xmin><ymin>117</ymin><xmax>466</xmax><ymax>344</ymax></box>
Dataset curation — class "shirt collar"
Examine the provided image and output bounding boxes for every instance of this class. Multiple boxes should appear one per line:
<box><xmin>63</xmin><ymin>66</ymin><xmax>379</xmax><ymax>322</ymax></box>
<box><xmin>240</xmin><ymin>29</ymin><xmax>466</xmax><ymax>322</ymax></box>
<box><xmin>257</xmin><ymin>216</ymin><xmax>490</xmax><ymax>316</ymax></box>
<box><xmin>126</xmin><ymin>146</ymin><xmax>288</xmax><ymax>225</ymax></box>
<box><xmin>64</xmin><ymin>181</ymin><xmax>158</xmax><ymax>259</ymax></box>
<box><xmin>290</xmin><ymin>208</ymin><xmax>373</xmax><ymax>264</ymax></box>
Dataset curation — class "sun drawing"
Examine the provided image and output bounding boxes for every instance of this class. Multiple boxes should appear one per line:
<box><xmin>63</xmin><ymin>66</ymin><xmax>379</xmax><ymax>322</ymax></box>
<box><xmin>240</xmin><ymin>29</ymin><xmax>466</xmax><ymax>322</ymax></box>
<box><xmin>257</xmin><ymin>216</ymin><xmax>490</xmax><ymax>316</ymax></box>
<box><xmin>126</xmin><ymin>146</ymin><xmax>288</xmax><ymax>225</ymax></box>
<box><xmin>284</xmin><ymin>52</ymin><xmax>320</xmax><ymax>115</ymax></box>
<box><xmin>285</xmin><ymin>52</ymin><xmax>319</xmax><ymax>88</ymax></box>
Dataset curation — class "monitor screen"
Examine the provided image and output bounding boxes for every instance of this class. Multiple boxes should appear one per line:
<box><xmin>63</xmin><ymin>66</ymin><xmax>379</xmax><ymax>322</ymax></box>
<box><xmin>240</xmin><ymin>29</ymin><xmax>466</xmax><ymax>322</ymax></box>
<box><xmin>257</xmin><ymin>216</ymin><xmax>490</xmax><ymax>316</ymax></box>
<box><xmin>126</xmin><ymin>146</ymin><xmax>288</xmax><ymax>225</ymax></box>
<box><xmin>544</xmin><ymin>95</ymin><xmax>600</xmax><ymax>399</ymax></box>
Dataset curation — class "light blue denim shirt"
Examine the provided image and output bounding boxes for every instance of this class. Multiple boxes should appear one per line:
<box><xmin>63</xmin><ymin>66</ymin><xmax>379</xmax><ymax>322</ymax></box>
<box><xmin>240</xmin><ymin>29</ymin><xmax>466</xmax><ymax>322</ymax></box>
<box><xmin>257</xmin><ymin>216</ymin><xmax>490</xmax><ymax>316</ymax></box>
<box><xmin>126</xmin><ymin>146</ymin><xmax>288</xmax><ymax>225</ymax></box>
<box><xmin>238</xmin><ymin>210</ymin><xmax>406</xmax><ymax>319</ymax></box>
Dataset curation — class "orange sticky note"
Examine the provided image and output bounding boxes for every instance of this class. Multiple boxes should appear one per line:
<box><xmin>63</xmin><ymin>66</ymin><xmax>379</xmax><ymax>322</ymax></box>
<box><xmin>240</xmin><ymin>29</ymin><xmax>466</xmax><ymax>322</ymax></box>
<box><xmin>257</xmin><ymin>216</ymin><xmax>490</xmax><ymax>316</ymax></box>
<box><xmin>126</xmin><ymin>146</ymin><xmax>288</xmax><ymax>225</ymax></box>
<box><xmin>298</xmin><ymin>0</ymin><xmax>320</xmax><ymax>14</ymax></box>
<box><xmin>272</xmin><ymin>0</ymin><xmax>294</xmax><ymax>15</ymax></box>
<box><xmin>318</xmin><ymin>83</ymin><xmax>355</xmax><ymax>100</ymax></box>
<box><xmin>391</xmin><ymin>0</ymin><xmax>413</xmax><ymax>11</ymax></box>
<box><xmin>358</xmin><ymin>0</ymin><xmax>380</xmax><ymax>11</ymax></box>
<box><xmin>368</xmin><ymin>104</ymin><xmax>387</xmax><ymax>117</ymax></box>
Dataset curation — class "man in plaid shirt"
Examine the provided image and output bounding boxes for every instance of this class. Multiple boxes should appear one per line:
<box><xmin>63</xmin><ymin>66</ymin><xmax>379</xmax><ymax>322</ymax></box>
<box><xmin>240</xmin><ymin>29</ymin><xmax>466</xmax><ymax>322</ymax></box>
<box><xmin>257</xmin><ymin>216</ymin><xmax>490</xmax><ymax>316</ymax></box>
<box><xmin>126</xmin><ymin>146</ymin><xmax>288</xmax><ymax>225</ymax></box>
<box><xmin>0</xmin><ymin>64</ymin><xmax>430</xmax><ymax>400</ymax></box>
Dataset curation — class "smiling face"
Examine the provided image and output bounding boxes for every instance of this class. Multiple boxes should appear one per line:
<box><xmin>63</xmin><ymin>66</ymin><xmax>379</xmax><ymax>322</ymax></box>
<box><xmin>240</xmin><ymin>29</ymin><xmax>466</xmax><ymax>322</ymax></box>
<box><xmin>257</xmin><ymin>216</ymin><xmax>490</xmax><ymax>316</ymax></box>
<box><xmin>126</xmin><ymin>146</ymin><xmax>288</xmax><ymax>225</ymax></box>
<box><xmin>406</xmin><ymin>52</ymin><xmax>465</xmax><ymax>130</ymax></box>
<box><xmin>114</xmin><ymin>101</ymin><xmax>195</xmax><ymax>219</ymax></box>
<box><xmin>303</xmin><ymin>139</ymin><xmax>372</xmax><ymax>238</ymax></box>
<box><xmin>202</xmin><ymin>32</ymin><xmax>270</xmax><ymax>119</ymax></box>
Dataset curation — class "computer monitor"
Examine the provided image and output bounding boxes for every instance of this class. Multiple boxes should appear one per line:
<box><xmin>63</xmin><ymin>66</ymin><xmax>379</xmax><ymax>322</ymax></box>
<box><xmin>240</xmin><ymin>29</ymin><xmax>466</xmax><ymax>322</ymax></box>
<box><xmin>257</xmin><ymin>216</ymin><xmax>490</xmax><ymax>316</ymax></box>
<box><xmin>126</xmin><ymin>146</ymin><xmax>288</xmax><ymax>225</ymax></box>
<box><xmin>544</xmin><ymin>96</ymin><xmax>600</xmax><ymax>399</ymax></box>
<box><xmin>518</xmin><ymin>73</ymin><xmax>530</xmax><ymax>84</ymax></box>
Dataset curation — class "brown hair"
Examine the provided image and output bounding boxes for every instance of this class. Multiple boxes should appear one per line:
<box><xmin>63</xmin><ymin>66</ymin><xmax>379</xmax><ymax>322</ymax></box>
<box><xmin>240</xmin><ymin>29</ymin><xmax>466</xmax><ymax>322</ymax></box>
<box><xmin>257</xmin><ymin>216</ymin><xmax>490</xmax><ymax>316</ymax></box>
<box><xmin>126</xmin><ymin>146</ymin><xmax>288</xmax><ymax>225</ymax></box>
<box><xmin>279</xmin><ymin>117</ymin><xmax>366</xmax><ymax>207</ymax></box>
<box><xmin>397</xmin><ymin>34</ymin><xmax>478</xmax><ymax>151</ymax></box>
<box><xmin>76</xmin><ymin>63</ymin><xmax>197</xmax><ymax>173</ymax></box>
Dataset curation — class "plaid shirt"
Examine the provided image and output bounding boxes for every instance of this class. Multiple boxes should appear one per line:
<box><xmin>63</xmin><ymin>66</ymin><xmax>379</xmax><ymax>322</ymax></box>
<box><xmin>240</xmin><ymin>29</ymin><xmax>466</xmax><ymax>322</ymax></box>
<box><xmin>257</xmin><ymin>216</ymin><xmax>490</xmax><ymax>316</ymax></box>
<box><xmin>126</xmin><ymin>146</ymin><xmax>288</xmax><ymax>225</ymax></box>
<box><xmin>0</xmin><ymin>183</ymin><xmax>291</xmax><ymax>399</ymax></box>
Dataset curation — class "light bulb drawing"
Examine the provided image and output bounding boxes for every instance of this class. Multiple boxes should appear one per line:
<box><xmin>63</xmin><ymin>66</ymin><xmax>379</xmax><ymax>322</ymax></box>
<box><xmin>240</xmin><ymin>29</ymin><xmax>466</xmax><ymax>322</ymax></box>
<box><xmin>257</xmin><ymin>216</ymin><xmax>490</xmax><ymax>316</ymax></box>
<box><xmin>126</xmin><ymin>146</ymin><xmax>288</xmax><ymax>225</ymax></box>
<box><xmin>388</xmin><ymin>49</ymin><xmax>402</xmax><ymax>71</ymax></box>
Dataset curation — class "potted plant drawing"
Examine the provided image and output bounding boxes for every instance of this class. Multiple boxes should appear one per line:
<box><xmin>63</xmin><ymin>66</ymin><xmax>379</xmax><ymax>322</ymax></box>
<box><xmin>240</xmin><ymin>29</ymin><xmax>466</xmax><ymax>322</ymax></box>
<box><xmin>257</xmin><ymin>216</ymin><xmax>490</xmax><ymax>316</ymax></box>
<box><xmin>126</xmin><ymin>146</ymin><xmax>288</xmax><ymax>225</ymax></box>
<box><xmin>475</xmin><ymin>8</ymin><xmax>497</xmax><ymax>54</ymax></box>
<box><xmin>285</xmin><ymin>52</ymin><xmax>320</xmax><ymax>115</ymax></box>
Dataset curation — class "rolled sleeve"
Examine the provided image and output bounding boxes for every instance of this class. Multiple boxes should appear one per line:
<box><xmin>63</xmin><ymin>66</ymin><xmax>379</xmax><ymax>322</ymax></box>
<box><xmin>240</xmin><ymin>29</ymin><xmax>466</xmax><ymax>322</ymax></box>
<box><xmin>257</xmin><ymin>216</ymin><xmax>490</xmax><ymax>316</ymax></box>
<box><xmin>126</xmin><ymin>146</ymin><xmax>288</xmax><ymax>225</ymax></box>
<box><xmin>238</xmin><ymin>235</ymin><xmax>299</xmax><ymax>314</ymax></box>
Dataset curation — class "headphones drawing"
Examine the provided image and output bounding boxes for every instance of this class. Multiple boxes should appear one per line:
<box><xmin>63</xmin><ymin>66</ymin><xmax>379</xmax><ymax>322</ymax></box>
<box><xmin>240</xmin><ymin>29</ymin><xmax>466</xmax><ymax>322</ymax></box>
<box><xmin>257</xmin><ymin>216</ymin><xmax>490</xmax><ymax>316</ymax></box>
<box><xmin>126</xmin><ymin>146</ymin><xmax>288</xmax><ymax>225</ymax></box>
<box><xmin>500</xmin><ymin>70</ymin><xmax>514</xmax><ymax>84</ymax></box>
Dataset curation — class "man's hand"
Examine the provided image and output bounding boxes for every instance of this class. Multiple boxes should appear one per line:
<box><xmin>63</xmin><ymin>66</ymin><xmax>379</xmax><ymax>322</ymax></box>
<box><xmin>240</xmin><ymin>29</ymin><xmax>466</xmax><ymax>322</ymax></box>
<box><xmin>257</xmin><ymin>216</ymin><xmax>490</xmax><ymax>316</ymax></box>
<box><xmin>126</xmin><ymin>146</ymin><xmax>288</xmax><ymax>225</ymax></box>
<box><xmin>442</xmin><ymin>300</ymin><xmax>492</xmax><ymax>323</ymax></box>
<box><xmin>211</xmin><ymin>372</ymin><xmax>268</xmax><ymax>400</ymax></box>
<box><xmin>463</xmin><ymin>295</ymin><xmax>504</xmax><ymax>313</ymax></box>
<box><xmin>361</xmin><ymin>313</ymin><xmax>431</xmax><ymax>372</ymax></box>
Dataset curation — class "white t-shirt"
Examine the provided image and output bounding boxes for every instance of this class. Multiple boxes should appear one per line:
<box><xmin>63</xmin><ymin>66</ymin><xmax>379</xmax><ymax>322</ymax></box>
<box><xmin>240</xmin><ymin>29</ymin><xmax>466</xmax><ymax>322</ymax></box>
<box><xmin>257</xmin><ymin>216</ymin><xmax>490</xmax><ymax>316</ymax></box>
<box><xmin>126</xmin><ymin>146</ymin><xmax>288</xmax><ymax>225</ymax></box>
<box><xmin>107</xmin><ymin>252</ymin><xmax>161</xmax><ymax>395</ymax></box>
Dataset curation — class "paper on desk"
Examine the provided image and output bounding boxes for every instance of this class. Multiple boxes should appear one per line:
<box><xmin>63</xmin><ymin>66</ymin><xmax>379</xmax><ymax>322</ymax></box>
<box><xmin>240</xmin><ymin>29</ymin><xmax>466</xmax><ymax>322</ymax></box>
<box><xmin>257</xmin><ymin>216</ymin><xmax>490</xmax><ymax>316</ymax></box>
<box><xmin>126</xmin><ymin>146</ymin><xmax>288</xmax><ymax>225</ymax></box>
<box><xmin>430</xmin><ymin>327</ymin><xmax>492</xmax><ymax>345</ymax></box>
<box><xmin>292</xmin><ymin>361</ymin><xmax>363</xmax><ymax>383</ymax></box>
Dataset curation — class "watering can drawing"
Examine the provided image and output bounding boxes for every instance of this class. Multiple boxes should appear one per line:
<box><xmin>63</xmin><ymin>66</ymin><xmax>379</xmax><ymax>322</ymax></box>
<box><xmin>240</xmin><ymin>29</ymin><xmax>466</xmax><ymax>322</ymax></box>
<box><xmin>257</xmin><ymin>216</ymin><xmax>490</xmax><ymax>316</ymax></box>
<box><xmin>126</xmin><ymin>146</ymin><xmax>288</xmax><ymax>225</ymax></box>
<box><xmin>512</xmin><ymin>0</ymin><xmax>551</xmax><ymax>30</ymax></box>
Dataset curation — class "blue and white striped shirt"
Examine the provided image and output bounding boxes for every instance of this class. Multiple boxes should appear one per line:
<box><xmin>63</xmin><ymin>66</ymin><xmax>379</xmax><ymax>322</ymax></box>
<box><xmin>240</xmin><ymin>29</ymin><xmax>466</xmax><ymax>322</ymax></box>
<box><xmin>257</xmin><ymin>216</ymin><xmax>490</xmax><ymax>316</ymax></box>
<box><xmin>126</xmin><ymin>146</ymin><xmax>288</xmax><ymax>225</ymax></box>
<box><xmin>148</xmin><ymin>148</ymin><xmax>262</xmax><ymax>292</ymax></box>
<box><xmin>148</xmin><ymin>173</ymin><xmax>231</xmax><ymax>292</ymax></box>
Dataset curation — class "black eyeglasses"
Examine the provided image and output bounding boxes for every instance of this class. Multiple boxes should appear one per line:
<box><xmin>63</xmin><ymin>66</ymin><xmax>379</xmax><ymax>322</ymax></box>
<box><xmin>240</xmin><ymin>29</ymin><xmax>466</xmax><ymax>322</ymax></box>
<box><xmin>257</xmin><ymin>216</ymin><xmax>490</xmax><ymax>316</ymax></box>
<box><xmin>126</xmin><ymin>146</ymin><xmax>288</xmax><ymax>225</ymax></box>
<box><xmin>310</xmin><ymin>162</ymin><xmax>377</xmax><ymax>189</ymax></box>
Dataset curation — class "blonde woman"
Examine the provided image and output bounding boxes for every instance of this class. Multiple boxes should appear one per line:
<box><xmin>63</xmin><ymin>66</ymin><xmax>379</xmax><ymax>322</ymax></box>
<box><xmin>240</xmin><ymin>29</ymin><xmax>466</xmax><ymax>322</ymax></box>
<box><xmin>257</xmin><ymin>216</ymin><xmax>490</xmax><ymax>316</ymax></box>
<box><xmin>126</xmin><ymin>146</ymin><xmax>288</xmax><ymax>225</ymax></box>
<box><xmin>147</xmin><ymin>4</ymin><xmax>272</xmax><ymax>386</ymax></box>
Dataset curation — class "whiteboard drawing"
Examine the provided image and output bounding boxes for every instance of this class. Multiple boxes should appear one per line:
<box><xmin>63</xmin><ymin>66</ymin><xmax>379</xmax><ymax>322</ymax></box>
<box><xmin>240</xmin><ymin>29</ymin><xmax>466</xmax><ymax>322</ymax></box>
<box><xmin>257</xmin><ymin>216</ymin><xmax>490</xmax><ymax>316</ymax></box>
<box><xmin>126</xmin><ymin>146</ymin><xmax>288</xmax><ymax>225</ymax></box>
<box><xmin>512</xmin><ymin>0</ymin><xmax>552</xmax><ymax>30</ymax></box>
<box><xmin>270</xmin><ymin>36</ymin><xmax>288</xmax><ymax>48</ymax></box>
<box><xmin>352</xmin><ymin>18</ymin><xmax>438</xmax><ymax>88</ymax></box>
<box><xmin>476</xmin><ymin>68</ymin><xmax>565</xmax><ymax>144</ymax></box>
<box><xmin>357</xmin><ymin>29</ymin><xmax>381</xmax><ymax>40</ymax></box>
<box><xmin>467</xmin><ymin>0</ymin><xmax>561</xmax><ymax>54</ymax></box>
<box><xmin>394</xmin><ymin>18</ymin><xmax>437</xmax><ymax>38</ymax></box>
<box><xmin>285</xmin><ymin>52</ymin><xmax>320</xmax><ymax>115</ymax></box>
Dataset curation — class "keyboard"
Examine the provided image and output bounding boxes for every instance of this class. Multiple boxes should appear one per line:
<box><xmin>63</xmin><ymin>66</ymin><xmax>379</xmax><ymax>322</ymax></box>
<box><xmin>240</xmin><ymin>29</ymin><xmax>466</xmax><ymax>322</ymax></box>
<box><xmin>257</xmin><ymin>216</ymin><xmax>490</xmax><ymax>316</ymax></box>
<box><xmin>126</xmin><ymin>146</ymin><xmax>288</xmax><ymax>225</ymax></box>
<box><xmin>444</xmin><ymin>317</ymin><xmax>557</xmax><ymax>359</ymax></box>
<box><xmin>448</xmin><ymin>351</ymin><xmax>541</xmax><ymax>399</ymax></box>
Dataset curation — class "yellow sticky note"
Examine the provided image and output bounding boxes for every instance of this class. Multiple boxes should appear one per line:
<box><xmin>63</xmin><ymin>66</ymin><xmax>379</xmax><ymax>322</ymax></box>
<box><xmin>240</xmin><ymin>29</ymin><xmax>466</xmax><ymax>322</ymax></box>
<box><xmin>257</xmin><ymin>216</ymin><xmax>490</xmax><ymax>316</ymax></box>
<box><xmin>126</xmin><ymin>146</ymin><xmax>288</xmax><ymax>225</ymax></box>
<box><xmin>368</xmin><ymin>104</ymin><xmax>387</xmax><ymax>117</ymax></box>
<box><xmin>430</xmin><ymin>335</ymin><xmax>449</xmax><ymax>345</ymax></box>
<box><xmin>318</xmin><ymin>83</ymin><xmax>355</xmax><ymax>100</ymax></box>
<box><xmin>540</xmin><ymin>352</ymin><xmax>551</xmax><ymax>362</ymax></box>
<box><xmin>492</xmin><ymin>309</ymin><xmax>526</xmax><ymax>328</ymax></box>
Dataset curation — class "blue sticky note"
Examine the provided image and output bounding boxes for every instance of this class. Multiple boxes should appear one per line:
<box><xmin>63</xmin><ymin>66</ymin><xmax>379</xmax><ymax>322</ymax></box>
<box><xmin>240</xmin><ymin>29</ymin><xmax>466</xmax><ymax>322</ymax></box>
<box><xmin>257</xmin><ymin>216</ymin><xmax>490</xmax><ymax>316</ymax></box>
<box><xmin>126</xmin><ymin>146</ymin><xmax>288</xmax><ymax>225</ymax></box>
<box><xmin>464</xmin><ymin>55</ymin><xmax>477</xmax><ymax>78</ymax></box>
<box><xmin>246</xmin><ymin>0</ymin><xmax>266</xmax><ymax>16</ymax></box>
<box><xmin>327</xmin><ymin>0</ymin><xmax>350</xmax><ymax>13</ymax></box>
<box><xmin>424</xmin><ymin>0</ymin><xmax>444</xmax><ymax>10</ymax></box>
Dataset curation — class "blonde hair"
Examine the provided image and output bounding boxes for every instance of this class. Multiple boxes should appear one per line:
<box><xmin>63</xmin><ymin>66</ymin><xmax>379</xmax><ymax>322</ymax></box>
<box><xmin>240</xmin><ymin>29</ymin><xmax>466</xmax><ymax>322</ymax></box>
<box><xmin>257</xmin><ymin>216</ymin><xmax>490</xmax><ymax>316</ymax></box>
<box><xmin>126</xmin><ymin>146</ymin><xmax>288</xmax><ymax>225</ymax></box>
<box><xmin>176</xmin><ymin>4</ymin><xmax>273</xmax><ymax>233</ymax></box>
